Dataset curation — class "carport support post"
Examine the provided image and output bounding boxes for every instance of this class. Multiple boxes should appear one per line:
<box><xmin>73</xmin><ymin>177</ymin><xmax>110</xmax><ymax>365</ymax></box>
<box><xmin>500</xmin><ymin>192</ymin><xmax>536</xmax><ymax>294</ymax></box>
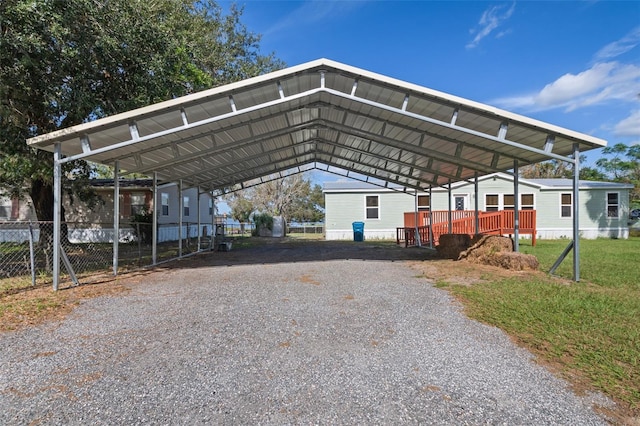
<box><xmin>52</xmin><ymin>143</ymin><xmax>62</xmax><ymax>291</ymax></box>
<box><xmin>178</xmin><ymin>180</ymin><xmax>183</xmax><ymax>258</ymax></box>
<box><xmin>197</xmin><ymin>188</ymin><xmax>201</xmax><ymax>251</ymax></box>
<box><xmin>414</xmin><ymin>189</ymin><xmax>421</xmax><ymax>247</ymax></box>
<box><xmin>474</xmin><ymin>173</ymin><xmax>479</xmax><ymax>237</ymax></box>
<box><xmin>513</xmin><ymin>160</ymin><xmax>520</xmax><ymax>252</ymax></box>
<box><xmin>447</xmin><ymin>180</ymin><xmax>452</xmax><ymax>234</ymax></box>
<box><xmin>428</xmin><ymin>187</ymin><xmax>433</xmax><ymax>249</ymax></box>
<box><xmin>152</xmin><ymin>172</ymin><xmax>158</xmax><ymax>265</ymax></box>
<box><xmin>210</xmin><ymin>194</ymin><xmax>215</xmax><ymax>250</ymax></box>
<box><xmin>113</xmin><ymin>161</ymin><xmax>119</xmax><ymax>276</ymax></box>
<box><xmin>573</xmin><ymin>143</ymin><xmax>580</xmax><ymax>281</ymax></box>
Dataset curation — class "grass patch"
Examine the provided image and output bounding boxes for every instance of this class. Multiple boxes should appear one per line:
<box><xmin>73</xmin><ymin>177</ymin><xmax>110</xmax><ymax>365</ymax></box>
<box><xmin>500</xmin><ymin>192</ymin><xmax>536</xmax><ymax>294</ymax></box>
<box><xmin>440</xmin><ymin>237</ymin><xmax>640</xmax><ymax>417</ymax></box>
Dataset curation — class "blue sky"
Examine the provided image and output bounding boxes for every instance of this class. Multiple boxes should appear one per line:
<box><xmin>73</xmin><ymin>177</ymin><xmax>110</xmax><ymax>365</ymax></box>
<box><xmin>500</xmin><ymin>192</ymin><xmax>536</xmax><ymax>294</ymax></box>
<box><xmin>220</xmin><ymin>0</ymin><xmax>640</xmax><ymax>174</ymax></box>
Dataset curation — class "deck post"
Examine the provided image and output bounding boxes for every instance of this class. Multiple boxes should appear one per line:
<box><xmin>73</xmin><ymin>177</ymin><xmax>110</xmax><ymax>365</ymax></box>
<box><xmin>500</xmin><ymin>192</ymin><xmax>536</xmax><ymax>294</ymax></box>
<box><xmin>428</xmin><ymin>187</ymin><xmax>434</xmax><ymax>248</ymax></box>
<box><xmin>513</xmin><ymin>161</ymin><xmax>520</xmax><ymax>252</ymax></box>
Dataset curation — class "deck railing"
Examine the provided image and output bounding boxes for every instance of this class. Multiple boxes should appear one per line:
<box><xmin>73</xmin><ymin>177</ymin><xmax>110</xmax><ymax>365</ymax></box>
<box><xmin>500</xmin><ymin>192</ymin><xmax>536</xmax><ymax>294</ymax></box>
<box><xmin>398</xmin><ymin>210</ymin><xmax>536</xmax><ymax>247</ymax></box>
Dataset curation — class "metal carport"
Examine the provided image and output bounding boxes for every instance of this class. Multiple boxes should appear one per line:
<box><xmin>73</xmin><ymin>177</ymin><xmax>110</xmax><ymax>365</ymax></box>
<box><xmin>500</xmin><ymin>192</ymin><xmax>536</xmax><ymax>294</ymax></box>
<box><xmin>26</xmin><ymin>58</ymin><xmax>607</xmax><ymax>289</ymax></box>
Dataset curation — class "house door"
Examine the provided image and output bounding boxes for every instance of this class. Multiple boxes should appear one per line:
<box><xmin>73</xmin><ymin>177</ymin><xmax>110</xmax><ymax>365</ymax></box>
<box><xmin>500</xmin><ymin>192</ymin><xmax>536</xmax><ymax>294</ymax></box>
<box><xmin>453</xmin><ymin>194</ymin><xmax>469</xmax><ymax>211</ymax></box>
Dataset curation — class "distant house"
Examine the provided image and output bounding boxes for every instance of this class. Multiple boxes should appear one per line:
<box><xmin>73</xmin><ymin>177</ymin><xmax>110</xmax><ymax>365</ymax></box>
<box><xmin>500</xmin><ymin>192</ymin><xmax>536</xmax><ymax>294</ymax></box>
<box><xmin>1</xmin><ymin>179</ymin><xmax>217</xmax><ymax>243</ymax></box>
<box><xmin>323</xmin><ymin>173</ymin><xmax>634</xmax><ymax>241</ymax></box>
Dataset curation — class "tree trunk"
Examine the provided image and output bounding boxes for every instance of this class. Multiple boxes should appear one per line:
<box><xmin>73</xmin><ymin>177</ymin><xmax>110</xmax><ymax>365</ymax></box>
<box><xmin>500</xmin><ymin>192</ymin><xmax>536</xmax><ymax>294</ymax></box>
<box><xmin>30</xmin><ymin>178</ymin><xmax>69</xmax><ymax>245</ymax></box>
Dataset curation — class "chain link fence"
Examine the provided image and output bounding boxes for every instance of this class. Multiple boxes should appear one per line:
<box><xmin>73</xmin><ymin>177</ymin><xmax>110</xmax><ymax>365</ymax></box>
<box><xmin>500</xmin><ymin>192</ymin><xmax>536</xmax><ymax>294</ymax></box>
<box><xmin>0</xmin><ymin>220</ymin><xmax>217</xmax><ymax>290</ymax></box>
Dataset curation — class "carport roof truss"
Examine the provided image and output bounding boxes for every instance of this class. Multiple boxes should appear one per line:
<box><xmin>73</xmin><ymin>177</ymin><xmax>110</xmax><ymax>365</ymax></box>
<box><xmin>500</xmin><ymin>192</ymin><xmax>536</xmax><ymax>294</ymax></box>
<box><xmin>27</xmin><ymin>58</ymin><xmax>607</xmax><ymax>191</ymax></box>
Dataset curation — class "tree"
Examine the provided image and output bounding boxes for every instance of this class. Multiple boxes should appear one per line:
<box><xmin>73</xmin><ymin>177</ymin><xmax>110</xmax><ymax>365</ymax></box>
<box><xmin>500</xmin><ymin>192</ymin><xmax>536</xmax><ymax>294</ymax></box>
<box><xmin>223</xmin><ymin>174</ymin><xmax>325</xmax><ymax>224</ymax></box>
<box><xmin>287</xmin><ymin>183</ymin><xmax>325</xmax><ymax>223</ymax></box>
<box><xmin>595</xmin><ymin>143</ymin><xmax>640</xmax><ymax>208</ymax></box>
<box><xmin>225</xmin><ymin>192</ymin><xmax>254</xmax><ymax>235</ymax></box>
<box><xmin>0</xmin><ymin>0</ymin><xmax>284</xmax><ymax>223</ymax></box>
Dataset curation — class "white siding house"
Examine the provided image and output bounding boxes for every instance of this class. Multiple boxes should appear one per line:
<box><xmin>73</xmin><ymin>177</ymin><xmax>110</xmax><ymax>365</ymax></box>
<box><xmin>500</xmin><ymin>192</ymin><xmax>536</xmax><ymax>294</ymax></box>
<box><xmin>323</xmin><ymin>173</ymin><xmax>634</xmax><ymax>241</ymax></box>
<box><xmin>2</xmin><ymin>180</ymin><xmax>216</xmax><ymax>244</ymax></box>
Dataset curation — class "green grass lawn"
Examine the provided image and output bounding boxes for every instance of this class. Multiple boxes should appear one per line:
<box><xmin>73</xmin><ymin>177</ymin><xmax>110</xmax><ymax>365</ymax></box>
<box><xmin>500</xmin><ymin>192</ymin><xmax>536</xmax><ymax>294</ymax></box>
<box><xmin>442</xmin><ymin>237</ymin><xmax>640</xmax><ymax>414</ymax></box>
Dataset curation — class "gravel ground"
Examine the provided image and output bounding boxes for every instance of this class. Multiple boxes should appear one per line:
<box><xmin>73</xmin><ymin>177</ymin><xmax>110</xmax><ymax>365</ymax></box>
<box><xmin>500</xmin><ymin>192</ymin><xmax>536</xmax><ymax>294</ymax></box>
<box><xmin>0</xmin><ymin>242</ymin><xmax>611</xmax><ymax>425</ymax></box>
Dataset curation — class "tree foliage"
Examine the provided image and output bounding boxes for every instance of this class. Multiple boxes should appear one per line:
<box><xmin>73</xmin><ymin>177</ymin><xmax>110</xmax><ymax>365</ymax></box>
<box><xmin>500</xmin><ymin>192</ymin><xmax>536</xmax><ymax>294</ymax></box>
<box><xmin>0</xmin><ymin>0</ymin><xmax>283</xmax><ymax>220</ymax></box>
<box><xmin>596</xmin><ymin>143</ymin><xmax>640</xmax><ymax>207</ymax></box>
<box><xmin>223</xmin><ymin>174</ymin><xmax>324</xmax><ymax>224</ymax></box>
<box><xmin>520</xmin><ymin>144</ymin><xmax>640</xmax><ymax>207</ymax></box>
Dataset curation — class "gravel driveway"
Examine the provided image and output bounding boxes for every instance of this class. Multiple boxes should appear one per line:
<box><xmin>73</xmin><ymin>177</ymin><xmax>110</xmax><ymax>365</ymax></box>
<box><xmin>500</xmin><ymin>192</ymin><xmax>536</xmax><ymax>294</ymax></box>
<box><xmin>0</xmin><ymin>241</ymin><xmax>610</xmax><ymax>424</ymax></box>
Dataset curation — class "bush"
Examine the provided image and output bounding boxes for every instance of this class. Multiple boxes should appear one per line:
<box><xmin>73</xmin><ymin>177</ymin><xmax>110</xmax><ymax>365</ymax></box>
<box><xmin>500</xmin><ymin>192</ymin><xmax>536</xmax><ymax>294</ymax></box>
<box><xmin>252</xmin><ymin>213</ymin><xmax>273</xmax><ymax>236</ymax></box>
<box><xmin>131</xmin><ymin>208</ymin><xmax>153</xmax><ymax>244</ymax></box>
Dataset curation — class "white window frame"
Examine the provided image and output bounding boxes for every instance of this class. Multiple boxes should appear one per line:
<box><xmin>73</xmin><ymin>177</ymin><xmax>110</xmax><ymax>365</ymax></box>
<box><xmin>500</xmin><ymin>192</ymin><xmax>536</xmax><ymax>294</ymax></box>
<box><xmin>183</xmin><ymin>196</ymin><xmax>190</xmax><ymax>217</ymax></box>
<box><xmin>161</xmin><ymin>193</ymin><xmax>169</xmax><ymax>216</ymax></box>
<box><xmin>520</xmin><ymin>193</ymin><xmax>535</xmax><ymax>210</ymax></box>
<box><xmin>0</xmin><ymin>196</ymin><xmax>11</xmax><ymax>220</ymax></box>
<box><xmin>606</xmin><ymin>192</ymin><xmax>620</xmax><ymax>219</ymax></box>
<box><xmin>485</xmin><ymin>194</ymin><xmax>499</xmax><ymax>212</ymax></box>
<box><xmin>560</xmin><ymin>193</ymin><xmax>572</xmax><ymax>218</ymax></box>
<box><xmin>365</xmin><ymin>195</ymin><xmax>380</xmax><ymax>220</ymax></box>
<box><xmin>452</xmin><ymin>193</ymin><xmax>469</xmax><ymax>211</ymax></box>
<box><xmin>417</xmin><ymin>194</ymin><xmax>430</xmax><ymax>211</ymax></box>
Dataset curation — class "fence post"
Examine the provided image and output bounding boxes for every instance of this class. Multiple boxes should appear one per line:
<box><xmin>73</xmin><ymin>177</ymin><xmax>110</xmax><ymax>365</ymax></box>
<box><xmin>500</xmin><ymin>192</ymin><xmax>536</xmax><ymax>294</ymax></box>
<box><xmin>28</xmin><ymin>221</ymin><xmax>36</xmax><ymax>286</ymax></box>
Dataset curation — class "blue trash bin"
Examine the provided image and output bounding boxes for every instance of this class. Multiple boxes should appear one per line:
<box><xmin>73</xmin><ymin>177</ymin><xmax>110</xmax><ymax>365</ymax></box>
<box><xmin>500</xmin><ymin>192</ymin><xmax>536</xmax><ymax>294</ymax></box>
<box><xmin>352</xmin><ymin>221</ymin><xmax>364</xmax><ymax>242</ymax></box>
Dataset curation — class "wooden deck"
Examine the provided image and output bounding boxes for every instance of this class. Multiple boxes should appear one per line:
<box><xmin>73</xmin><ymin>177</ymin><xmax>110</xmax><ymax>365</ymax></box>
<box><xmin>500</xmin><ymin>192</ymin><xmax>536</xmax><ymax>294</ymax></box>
<box><xmin>397</xmin><ymin>210</ymin><xmax>537</xmax><ymax>247</ymax></box>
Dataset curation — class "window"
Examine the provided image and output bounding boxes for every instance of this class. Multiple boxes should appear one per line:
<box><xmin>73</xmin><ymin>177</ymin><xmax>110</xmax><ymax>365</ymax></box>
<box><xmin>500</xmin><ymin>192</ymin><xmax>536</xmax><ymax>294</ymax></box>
<box><xmin>161</xmin><ymin>193</ymin><xmax>169</xmax><ymax>216</ymax></box>
<box><xmin>130</xmin><ymin>192</ymin><xmax>146</xmax><ymax>216</ymax></box>
<box><xmin>453</xmin><ymin>195</ymin><xmax>466</xmax><ymax>211</ymax></box>
<box><xmin>0</xmin><ymin>197</ymin><xmax>11</xmax><ymax>219</ymax></box>
<box><xmin>365</xmin><ymin>195</ymin><xmax>379</xmax><ymax>219</ymax></box>
<box><xmin>561</xmin><ymin>193</ymin><xmax>572</xmax><ymax>218</ymax></box>
<box><xmin>209</xmin><ymin>198</ymin><xmax>214</xmax><ymax>215</ymax></box>
<box><xmin>417</xmin><ymin>195</ymin><xmax>430</xmax><ymax>211</ymax></box>
<box><xmin>503</xmin><ymin>194</ymin><xmax>515</xmax><ymax>210</ymax></box>
<box><xmin>485</xmin><ymin>194</ymin><xmax>499</xmax><ymax>211</ymax></box>
<box><xmin>607</xmin><ymin>192</ymin><xmax>619</xmax><ymax>218</ymax></box>
<box><xmin>183</xmin><ymin>196</ymin><xmax>190</xmax><ymax>217</ymax></box>
<box><xmin>521</xmin><ymin>194</ymin><xmax>534</xmax><ymax>210</ymax></box>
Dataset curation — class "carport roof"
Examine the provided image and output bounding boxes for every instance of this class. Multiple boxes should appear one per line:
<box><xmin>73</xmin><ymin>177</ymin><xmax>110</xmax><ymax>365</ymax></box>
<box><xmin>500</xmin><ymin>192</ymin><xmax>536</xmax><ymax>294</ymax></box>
<box><xmin>27</xmin><ymin>58</ymin><xmax>607</xmax><ymax>192</ymax></box>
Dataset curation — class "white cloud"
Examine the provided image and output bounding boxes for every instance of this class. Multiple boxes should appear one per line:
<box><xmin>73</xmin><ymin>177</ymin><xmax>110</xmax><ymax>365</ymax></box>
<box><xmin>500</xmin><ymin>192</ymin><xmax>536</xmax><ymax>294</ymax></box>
<box><xmin>263</xmin><ymin>1</ymin><xmax>365</xmax><ymax>37</ymax></box>
<box><xmin>466</xmin><ymin>2</ymin><xmax>516</xmax><ymax>49</ymax></box>
<box><xmin>491</xmin><ymin>61</ymin><xmax>640</xmax><ymax>112</ymax></box>
<box><xmin>594</xmin><ymin>26</ymin><xmax>640</xmax><ymax>61</ymax></box>
<box><xmin>614</xmin><ymin>110</ymin><xmax>640</xmax><ymax>137</ymax></box>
